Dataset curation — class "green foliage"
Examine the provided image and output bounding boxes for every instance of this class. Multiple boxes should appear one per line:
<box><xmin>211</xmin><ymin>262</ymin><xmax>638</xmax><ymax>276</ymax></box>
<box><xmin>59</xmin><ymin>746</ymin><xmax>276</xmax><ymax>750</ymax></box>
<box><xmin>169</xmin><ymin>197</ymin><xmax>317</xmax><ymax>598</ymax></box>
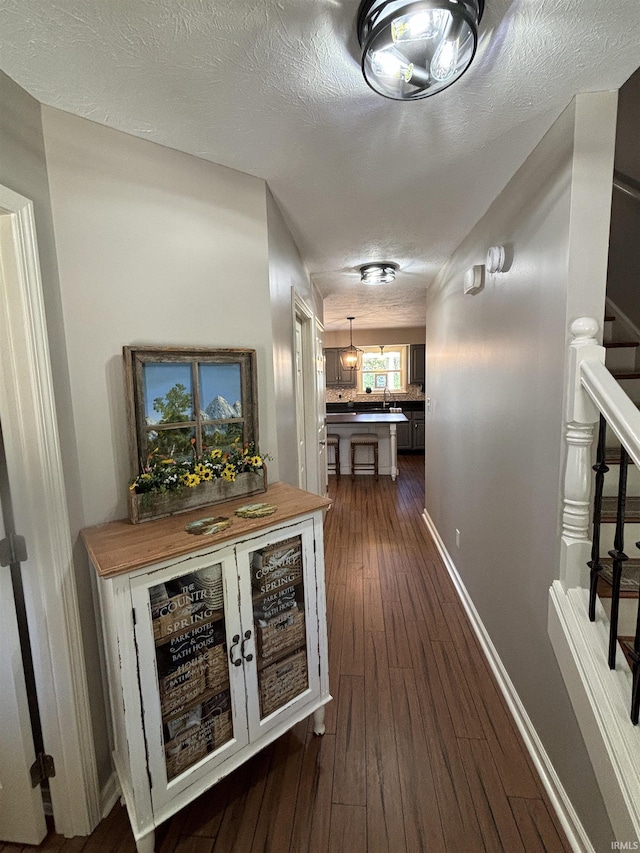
<box><xmin>153</xmin><ymin>383</ymin><xmax>191</xmax><ymax>424</ymax></box>
<box><xmin>147</xmin><ymin>427</ymin><xmax>194</xmax><ymax>462</ymax></box>
<box><xmin>130</xmin><ymin>440</ymin><xmax>270</xmax><ymax>495</ymax></box>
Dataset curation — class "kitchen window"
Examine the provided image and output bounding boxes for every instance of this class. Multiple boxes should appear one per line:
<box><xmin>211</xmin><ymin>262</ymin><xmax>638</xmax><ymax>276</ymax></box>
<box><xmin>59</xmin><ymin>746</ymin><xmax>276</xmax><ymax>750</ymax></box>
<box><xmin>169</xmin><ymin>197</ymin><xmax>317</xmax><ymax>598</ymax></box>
<box><xmin>360</xmin><ymin>345</ymin><xmax>408</xmax><ymax>395</ymax></box>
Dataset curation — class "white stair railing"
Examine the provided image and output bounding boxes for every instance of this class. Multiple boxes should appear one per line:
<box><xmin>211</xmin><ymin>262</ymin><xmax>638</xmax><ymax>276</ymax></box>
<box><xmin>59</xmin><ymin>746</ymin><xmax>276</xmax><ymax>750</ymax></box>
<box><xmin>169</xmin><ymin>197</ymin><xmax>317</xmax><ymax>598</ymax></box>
<box><xmin>549</xmin><ymin>318</ymin><xmax>640</xmax><ymax>841</ymax></box>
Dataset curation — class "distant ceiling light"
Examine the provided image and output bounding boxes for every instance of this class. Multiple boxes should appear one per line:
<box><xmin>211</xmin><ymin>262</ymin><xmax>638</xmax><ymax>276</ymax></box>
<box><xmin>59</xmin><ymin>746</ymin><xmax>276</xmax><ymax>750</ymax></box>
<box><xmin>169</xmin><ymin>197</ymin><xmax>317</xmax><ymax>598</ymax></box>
<box><xmin>339</xmin><ymin>316</ymin><xmax>364</xmax><ymax>371</ymax></box>
<box><xmin>357</xmin><ymin>0</ymin><xmax>484</xmax><ymax>101</ymax></box>
<box><xmin>360</xmin><ymin>263</ymin><xmax>397</xmax><ymax>285</ymax></box>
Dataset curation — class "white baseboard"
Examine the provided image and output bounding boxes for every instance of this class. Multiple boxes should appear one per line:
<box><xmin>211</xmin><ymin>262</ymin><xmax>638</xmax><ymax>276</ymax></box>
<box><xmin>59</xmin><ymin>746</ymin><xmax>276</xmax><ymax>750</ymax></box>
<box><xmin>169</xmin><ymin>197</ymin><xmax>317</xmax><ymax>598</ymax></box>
<box><xmin>422</xmin><ymin>510</ymin><xmax>594</xmax><ymax>853</ymax></box>
<box><xmin>100</xmin><ymin>771</ymin><xmax>121</xmax><ymax>820</ymax></box>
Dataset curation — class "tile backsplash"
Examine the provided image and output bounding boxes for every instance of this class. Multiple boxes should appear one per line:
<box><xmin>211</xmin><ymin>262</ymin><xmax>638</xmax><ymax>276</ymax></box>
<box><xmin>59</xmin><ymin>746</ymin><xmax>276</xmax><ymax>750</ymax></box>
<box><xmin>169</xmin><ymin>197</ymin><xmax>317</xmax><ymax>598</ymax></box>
<box><xmin>325</xmin><ymin>384</ymin><xmax>425</xmax><ymax>404</ymax></box>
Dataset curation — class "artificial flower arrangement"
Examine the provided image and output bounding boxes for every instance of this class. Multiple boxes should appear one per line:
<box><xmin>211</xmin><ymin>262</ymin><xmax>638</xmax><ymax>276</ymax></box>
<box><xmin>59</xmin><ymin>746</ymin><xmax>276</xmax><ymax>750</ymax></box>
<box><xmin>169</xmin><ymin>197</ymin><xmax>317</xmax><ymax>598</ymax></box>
<box><xmin>129</xmin><ymin>437</ymin><xmax>268</xmax><ymax>496</ymax></box>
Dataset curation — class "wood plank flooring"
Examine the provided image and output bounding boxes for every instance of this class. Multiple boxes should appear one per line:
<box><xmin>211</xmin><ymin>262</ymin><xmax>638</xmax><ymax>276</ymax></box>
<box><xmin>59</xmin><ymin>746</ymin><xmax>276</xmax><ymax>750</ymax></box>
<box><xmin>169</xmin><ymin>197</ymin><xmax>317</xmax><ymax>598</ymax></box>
<box><xmin>5</xmin><ymin>455</ymin><xmax>573</xmax><ymax>853</ymax></box>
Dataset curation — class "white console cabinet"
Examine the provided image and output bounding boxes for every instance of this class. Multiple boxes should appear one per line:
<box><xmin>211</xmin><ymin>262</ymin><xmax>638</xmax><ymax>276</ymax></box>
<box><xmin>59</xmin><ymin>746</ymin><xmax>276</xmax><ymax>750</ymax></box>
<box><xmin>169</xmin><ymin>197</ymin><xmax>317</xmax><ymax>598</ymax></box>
<box><xmin>82</xmin><ymin>483</ymin><xmax>331</xmax><ymax>853</ymax></box>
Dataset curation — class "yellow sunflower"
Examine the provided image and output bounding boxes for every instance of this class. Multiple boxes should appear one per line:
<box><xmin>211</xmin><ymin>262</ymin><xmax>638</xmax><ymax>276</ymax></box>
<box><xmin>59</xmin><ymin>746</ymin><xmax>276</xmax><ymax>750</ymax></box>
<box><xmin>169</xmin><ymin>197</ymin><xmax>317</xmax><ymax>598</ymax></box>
<box><xmin>222</xmin><ymin>465</ymin><xmax>236</xmax><ymax>482</ymax></box>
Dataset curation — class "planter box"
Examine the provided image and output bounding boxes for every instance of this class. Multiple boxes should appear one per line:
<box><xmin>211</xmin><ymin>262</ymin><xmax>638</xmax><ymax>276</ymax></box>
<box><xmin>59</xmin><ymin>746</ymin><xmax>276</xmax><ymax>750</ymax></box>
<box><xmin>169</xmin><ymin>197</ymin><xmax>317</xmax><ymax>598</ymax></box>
<box><xmin>128</xmin><ymin>467</ymin><xmax>267</xmax><ymax>524</ymax></box>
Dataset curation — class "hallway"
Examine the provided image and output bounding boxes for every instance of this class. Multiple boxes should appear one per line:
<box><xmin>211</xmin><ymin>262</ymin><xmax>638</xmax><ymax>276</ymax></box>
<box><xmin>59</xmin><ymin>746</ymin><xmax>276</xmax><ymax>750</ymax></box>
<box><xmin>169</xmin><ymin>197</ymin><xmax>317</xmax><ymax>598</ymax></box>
<box><xmin>15</xmin><ymin>456</ymin><xmax>572</xmax><ymax>852</ymax></box>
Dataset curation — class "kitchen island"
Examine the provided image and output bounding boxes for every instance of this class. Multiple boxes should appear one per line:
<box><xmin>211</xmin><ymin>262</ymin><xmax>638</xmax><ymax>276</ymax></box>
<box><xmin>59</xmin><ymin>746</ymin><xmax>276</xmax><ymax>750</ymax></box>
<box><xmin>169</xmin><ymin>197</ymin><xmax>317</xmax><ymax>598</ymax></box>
<box><xmin>325</xmin><ymin>411</ymin><xmax>409</xmax><ymax>480</ymax></box>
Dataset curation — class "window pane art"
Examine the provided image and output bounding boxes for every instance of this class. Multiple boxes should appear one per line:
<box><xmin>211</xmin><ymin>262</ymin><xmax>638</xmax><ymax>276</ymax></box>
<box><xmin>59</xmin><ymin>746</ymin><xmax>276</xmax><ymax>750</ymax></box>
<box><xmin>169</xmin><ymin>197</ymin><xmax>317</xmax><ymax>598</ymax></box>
<box><xmin>199</xmin><ymin>364</ymin><xmax>242</xmax><ymax>420</ymax></box>
<box><xmin>124</xmin><ymin>346</ymin><xmax>264</xmax><ymax>523</ymax></box>
<box><xmin>144</xmin><ymin>363</ymin><xmax>194</xmax><ymax>423</ymax></box>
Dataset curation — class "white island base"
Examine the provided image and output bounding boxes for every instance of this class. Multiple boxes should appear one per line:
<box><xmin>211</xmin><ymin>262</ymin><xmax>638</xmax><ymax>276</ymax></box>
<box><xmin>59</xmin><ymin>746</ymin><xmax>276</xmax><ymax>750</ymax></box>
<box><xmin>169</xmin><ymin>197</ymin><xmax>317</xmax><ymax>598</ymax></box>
<box><xmin>325</xmin><ymin>412</ymin><xmax>408</xmax><ymax>481</ymax></box>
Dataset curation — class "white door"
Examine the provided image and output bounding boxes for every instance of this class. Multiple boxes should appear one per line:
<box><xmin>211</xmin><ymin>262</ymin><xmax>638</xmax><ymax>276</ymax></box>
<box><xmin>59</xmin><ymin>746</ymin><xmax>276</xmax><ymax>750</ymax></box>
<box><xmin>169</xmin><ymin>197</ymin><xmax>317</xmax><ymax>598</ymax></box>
<box><xmin>0</xmin><ymin>441</ymin><xmax>47</xmax><ymax>845</ymax></box>
<box><xmin>315</xmin><ymin>320</ymin><xmax>328</xmax><ymax>495</ymax></box>
<box><xmin>0</xmin><ymin>186</ymin><xmax>100</xmax><ymax>837</ymax></box>
<box><xmin>294</xmin><ymin>318</ymin><xmax>307</xmax><ymax>490</ymax></box>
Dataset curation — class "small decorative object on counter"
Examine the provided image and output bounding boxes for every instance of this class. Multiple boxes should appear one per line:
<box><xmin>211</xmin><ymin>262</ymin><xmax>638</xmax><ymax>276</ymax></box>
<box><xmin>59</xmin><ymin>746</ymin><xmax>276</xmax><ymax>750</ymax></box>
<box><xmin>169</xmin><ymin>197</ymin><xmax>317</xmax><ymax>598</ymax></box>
<box><xmin>235</xmin><ymin>503</ymin><xmax>277</xmax><ymax>519</ymax></box>
<box><xmin>185</xmin><ymin>517</ymin><xmax>233</xmax><ymax>536</ymax></box>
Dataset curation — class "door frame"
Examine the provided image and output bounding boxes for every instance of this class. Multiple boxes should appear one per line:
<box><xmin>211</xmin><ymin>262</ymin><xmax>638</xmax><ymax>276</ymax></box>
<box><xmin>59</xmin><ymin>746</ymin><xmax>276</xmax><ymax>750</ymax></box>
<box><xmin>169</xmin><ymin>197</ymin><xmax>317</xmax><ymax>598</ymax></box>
<box><xmin>0</xmin><ymin>184</ymin><xmax>100</xmax><ymax>836</ymax></box>
<box><xmin>292</xmin><ymin>290</ymin><xmax>321</xmax><ymax>495</ymax></box>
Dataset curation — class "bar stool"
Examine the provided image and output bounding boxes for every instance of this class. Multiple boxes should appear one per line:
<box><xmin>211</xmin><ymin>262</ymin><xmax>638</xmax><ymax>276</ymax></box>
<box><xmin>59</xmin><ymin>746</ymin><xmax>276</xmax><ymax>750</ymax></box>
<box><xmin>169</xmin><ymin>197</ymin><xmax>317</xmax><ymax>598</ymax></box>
<box><xmin>350</xmin><ymin>433</ymin><xmax>378</xmax><ymax>480</ymax></box>
<box><xmin>326</xmin><ymin>433</ymin><xmax>340</xmax><ymax>477</ymax></box>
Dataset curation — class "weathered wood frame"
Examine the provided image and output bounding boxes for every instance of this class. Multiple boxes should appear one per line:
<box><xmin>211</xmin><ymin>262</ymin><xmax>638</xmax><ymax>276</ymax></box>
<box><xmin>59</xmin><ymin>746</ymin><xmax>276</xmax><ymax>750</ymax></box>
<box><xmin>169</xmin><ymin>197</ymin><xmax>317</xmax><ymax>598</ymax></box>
<box><xmin>123</xmin><ymin>346</ymin><xmax>259</xmax><ymax>476</ymax></box>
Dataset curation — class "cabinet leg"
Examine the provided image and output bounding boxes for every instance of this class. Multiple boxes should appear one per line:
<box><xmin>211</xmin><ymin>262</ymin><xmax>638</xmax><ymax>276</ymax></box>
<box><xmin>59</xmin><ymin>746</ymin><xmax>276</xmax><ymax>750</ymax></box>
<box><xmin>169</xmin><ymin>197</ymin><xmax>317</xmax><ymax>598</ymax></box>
<box><xmin>136</xmin><ymin>830</ymin><xmax>155</xmax><ymax>853</ymax></box>
<box><xmin>312</xmin><ymin>706</ymin><xmax>325</xmax><ymax>736</ymax></box>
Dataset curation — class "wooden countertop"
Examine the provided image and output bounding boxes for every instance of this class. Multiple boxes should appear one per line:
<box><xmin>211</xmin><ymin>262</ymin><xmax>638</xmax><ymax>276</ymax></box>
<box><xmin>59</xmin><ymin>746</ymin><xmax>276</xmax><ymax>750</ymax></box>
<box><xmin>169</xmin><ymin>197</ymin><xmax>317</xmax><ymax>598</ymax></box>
<box><xmin>325</xmin><ymin>412</ymin><xmax>408</xmax><ymax>424</ymax></box>
<box><xmin>81</xmin><ymin>482</ymin><xmax>331</xmax><ymax>578</ymax></box>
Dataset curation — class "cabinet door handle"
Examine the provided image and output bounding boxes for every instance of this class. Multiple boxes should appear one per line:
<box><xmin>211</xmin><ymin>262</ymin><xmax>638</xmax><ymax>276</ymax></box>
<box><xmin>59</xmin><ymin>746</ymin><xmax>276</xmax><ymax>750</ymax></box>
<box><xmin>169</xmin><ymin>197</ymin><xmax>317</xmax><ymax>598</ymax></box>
<box><xmin>241</xmin><ymin>629</ymin><xmax>253</xmax><ymax>662</ymax></box>
<box><xmin>229</xmin><ymin>634</ymin><xmax>242</xmax><ymax>667</ymax></box>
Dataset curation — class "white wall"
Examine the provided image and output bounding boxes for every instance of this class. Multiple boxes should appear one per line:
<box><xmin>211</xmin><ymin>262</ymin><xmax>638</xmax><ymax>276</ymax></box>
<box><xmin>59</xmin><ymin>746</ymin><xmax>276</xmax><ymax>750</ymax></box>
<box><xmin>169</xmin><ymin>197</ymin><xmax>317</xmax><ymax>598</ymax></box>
<box><xmin>266</xmin><ymin>188</ymin><xmax>323</xmax><ymax>488</ymax></box>
<box><xmin>41</xmin><ymin>107</ymin><xmax>278</xmax><ymax>528</ymax></box>
<box><xmin>425</xmin><ymin>92</ymin><xmax>616</xmax><ymax>849</ymax></box>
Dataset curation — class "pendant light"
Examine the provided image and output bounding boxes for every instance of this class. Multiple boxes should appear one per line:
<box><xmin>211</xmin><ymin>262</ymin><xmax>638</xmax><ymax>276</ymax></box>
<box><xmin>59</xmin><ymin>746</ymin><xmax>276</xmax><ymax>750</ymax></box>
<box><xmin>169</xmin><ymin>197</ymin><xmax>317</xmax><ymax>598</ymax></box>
<box><xmin>357</xmin><ymin>0</ymin><xmax>484</xmax><ymax>101</ymax></box>
<box><xmin>339</xmin><ymin>317</ymin><xmax>364</xmax><ymax>371</ymax></box>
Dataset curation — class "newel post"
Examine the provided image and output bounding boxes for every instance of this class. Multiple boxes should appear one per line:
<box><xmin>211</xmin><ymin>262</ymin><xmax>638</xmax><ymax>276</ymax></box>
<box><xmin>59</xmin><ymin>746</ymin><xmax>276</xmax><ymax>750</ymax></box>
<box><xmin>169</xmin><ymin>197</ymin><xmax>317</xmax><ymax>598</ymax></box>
<box><xmin>559</xmin><ymin>318</ymin><xmax>605</xmax><ymax>589</ymax></box>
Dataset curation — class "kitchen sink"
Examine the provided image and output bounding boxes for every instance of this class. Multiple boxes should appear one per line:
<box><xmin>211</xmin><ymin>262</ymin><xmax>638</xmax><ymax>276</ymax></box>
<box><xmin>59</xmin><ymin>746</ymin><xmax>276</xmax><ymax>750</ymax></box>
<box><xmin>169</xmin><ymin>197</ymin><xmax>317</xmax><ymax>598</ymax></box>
<box><xmin>351</xmin><ymin>406</ymin><xmax>401</xmax><ymax>413</ymax></box>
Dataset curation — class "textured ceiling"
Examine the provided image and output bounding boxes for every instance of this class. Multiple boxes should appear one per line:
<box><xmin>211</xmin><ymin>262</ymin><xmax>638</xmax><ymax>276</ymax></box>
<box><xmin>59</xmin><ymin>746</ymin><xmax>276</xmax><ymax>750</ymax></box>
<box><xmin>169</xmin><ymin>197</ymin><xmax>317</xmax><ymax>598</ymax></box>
<box><xmin>1</xmin><ymin>0</ymin><xmax>639</xmax><ymax>329</ymax></box>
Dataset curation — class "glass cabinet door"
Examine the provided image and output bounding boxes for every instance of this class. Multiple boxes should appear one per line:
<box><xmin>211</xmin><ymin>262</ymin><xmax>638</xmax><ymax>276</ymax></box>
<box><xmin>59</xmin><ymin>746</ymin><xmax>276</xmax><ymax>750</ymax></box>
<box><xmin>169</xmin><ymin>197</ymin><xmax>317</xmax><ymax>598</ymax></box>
<box><xmin>238</xmin><ymin>519</ymin><xmax>321</xmax><ymax>737</ymax></box>
<box><xmin>131</xmin><ymin>547</ymin><xmax>248</xmax><ymax>806</ymax></box>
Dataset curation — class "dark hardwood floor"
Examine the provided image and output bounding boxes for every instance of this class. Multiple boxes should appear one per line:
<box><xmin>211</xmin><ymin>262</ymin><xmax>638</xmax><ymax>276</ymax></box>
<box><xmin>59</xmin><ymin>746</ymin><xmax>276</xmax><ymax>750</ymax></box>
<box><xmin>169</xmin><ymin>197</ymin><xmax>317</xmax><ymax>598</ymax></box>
<box><xmin>6</xmin><ymin>455</ymin><xmax>572</xmax><ymax>852</ymax></box>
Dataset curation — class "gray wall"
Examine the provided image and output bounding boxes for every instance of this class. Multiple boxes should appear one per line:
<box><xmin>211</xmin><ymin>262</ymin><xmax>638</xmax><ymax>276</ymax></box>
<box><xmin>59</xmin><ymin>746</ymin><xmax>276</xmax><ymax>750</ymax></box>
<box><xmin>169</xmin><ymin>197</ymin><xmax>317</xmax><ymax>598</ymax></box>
<box><xmin>0</xmin><ymin>71</ymin><xmax>112</xmax><ymax>788</ymax></box>
<box><xmin>425</xmin><ymin>93</ymin><xmax>616</xmax><ymax>849</ymax></box>
<box><xmin>1</xmin><ymin>79</ymin><xmax>313</xmax><ymax>800</ymax></box>
<box><xmin>266</xmin><ymin>187</ymin><xmax>323</xmax><ymax>488</ymax></box>
<box><xmin>41</xmin><ymin>105</ymin><xmax>278</xmax><ymax>528</ymax></box>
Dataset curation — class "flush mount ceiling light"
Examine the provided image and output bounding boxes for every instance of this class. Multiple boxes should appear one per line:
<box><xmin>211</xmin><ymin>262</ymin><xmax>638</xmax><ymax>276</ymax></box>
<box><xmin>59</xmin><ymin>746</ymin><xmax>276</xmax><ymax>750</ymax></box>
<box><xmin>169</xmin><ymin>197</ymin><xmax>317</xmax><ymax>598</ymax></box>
<box><xmin>357</xmin><ymin>0</ymin><xmax>484</xmax><ymax>101</ymax></box>
<box><xmin>339</xmin><ymin>316</ymin><xmax>364</xmax><ymax>371</ymax></box>
<box><xmin>360</xmin><ymin>262</ymin><xmax>397</xmax><ymax>284</ymax></box>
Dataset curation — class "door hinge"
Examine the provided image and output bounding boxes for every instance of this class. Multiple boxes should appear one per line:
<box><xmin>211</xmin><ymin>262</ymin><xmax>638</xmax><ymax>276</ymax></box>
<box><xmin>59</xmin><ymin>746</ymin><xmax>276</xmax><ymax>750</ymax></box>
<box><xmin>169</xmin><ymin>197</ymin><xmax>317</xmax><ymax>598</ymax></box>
<box><xmin>30</xmin><ymin>753</ymin><xmax>55</xmax><ymax>788</ymax></box>
<box><xmin>0</xmin><ymin>532</ymin><xmax>27</xmax><ymax>567</ymax></box>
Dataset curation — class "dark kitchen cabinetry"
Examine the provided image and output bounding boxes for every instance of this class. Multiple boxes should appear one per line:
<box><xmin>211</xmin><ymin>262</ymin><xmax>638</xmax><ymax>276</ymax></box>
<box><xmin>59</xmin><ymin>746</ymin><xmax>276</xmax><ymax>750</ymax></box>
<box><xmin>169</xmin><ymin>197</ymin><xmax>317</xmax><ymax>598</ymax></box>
<box><xmin>397</xmin><ymin>409</ymin><xmax>425</xmax><ymax>452</ymax></box>
<box><xmin>324</xmin><ymin>348</ymin><xmax>357</xmax><ymax>388</ymax></box>
<box><xmin>409</xmin><ymin>344</ymin><xmax>425</xmax><ymax>385</ymax></box>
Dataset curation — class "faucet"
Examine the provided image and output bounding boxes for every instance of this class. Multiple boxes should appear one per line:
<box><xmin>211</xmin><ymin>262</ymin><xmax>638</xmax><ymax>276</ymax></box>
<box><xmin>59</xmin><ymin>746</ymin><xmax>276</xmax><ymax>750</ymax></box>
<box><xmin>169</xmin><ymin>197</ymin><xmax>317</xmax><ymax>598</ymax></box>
<box><xmin>383</xmin><ymin>387</ymin><xmax>391</xmax><ymax>409</ymax></box>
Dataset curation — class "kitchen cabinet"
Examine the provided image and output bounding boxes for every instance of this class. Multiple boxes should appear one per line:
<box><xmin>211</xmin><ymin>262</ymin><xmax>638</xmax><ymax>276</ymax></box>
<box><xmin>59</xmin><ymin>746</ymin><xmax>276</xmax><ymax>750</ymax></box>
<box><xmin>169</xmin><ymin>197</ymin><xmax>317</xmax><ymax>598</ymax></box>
<box><xmin>397</xmin><ymin>409</ymin><xmax>425</xmax><ymax>451</ymax></box>
<box><xmin>409</xmin><ymin>344</ymin><xmax>425</xmax><ymax>385</ymax></box>
<box><xmin>324</xmin><ymin>347</ymin><xmax>357</xmax><ymax>388</ymax></box>
<box><xmin>82</xmin><ymin>483</ymin><xmax>331</xmax><ymax>853</ymax></box>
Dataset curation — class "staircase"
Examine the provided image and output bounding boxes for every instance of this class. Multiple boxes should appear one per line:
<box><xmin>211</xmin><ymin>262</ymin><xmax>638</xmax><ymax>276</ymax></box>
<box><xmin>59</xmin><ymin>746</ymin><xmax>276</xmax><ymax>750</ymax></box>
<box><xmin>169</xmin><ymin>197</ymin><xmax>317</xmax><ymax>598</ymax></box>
<box><xmin>595</xmin><ymin>308</ymin><xmax>640</xmax><ymax>685</ymax></box>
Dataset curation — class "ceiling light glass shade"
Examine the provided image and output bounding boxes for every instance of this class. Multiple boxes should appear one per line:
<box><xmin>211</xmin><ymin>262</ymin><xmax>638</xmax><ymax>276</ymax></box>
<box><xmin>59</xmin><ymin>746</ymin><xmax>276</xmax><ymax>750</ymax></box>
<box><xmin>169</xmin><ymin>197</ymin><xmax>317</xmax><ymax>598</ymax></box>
<box><xmin>339</xmin><ymin>316</ymin><xmax>364</xmax><ymax>370</ymax></box>
<box><xmin>357</xmin><ymin>0</ymin><xmax>484</xmax><ymax>100</ymax></box>
<box><xmin>360</xmin><ymin>263</ymin><xmax>397</xmax><ymax>284</ymax></box>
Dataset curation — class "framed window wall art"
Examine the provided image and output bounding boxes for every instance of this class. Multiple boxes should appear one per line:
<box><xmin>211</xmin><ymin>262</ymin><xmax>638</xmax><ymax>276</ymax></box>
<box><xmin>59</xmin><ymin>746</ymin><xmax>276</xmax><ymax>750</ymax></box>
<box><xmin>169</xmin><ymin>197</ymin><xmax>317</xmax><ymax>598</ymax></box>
<box><xmin>124</xmin><ymin>346</ymin><xmax>266</xmax><ymax>523</ymax></box>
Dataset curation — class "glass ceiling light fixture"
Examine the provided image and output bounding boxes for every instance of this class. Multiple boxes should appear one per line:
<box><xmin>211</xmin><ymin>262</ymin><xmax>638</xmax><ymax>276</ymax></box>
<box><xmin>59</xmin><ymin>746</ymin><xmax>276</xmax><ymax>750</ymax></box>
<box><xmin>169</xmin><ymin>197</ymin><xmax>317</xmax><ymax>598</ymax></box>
<box><xmin>339</xmin><ymin>316</ymin><xmax>364</xmax><ymax>371</ymax></box>
<box><xmin>360</xmin><ymin>262</ymin><xmax>397</xmax><ymax>285</ymax></box>
<box><xmin>356</xmin><ymin>0</ymin><xmax>484</xmax><ymax>101</ymax></box>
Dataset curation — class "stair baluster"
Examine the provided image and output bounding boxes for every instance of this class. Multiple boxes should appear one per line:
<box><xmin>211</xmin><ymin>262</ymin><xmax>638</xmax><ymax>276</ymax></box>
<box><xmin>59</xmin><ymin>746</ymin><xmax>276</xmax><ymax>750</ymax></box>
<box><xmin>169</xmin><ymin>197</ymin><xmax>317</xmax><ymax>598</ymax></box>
<box><xmin>588</xmin><ymin>415</ymin><xmax>609</xmax><ymax>621</ymax></box>
<box><xmin>607</xmin><ymin>445</ymin><xmax>629</xmax><ymax>669</ymax></box>
<box><xmin>630</xmin><ymin>540</ymin><xmax>640</xmax><ymax>725</ymax></box>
